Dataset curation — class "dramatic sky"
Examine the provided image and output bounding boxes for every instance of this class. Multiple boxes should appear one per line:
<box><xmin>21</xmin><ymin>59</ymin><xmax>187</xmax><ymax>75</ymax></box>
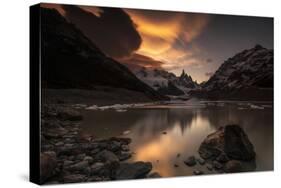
<box><xmin>42</xmin><ymin>3</ymin><xmax>273</xmax><ymax>83</ymax></box>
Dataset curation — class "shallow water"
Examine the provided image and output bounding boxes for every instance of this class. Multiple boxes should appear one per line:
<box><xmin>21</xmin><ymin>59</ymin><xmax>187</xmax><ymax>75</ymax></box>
<box><xmin>80</xmin><ymin>100</ymin><xmax>273</xmax><ymax>177</ymax></box>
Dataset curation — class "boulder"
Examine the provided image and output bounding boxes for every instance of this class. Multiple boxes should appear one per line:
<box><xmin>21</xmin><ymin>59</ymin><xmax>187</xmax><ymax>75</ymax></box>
<box><xmin>199</xmin><ymin>125</ymin><xmax>255</xmax><ymax>161</ymax></box>
<box><xmin>193</xmin><ymin>170</ymin><xmax>204</xmax><ymax>175</ymax></box>
<box><xmin>118</xmin><ymin>152</ymin><xmax>132</xmax><ymax>161</ymax></box>
<box><xmin>40</xmin><ymin>151</ymin><xmax>57</xmax><ymax>183</ymax></box>
<box><xmin>115</xmin><ymin>162</ymin><xmax>152</xmax><ymax>180</ymax></box>
<box><xmin>147</xmin><ymin>172</ymin><xmax>162</xmax><ymax>178</ymax></box>
<box><xmin>67</xmin><ymin>161</ymin><xmax>89</xmax><ymax>172</ymax></box>
<box><xmin>94</xmin><ymin>150</ymin><xmax>119</xmax><ymax>163</ymax></box>
<box><xmin>184</xmin><ymin>156</ymin><xmax>197</xmax><ymax>166</ymax></box>
<box><xmin>224</xmin><ymin>160</ymin><xmax>243</xmax><ymax>173</ymax></box>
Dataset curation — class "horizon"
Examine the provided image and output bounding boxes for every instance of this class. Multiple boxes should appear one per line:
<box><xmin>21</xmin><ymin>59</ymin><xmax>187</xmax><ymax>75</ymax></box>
<box><xmin>41</xmin><ymin>3</ymin><xmax>273</xmax><ymax>83</ymax></box>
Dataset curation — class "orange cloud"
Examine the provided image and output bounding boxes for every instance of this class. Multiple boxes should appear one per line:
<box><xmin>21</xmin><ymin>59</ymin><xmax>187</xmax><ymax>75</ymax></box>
<box><xmin>125</xmin><ymin>9</ymin><xmax>209</xmax><ymax>72</ymax></box>
<box><xmin>40</xmin><ymin>3</ymin><xmax>66</xmax><ymax>16</ymax></box>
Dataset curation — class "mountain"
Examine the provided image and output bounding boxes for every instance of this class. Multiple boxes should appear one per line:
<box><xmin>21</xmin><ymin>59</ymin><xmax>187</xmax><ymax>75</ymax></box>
<box><xmin>41</xmin><ymin>8</ymin><xmax>168</xmax><ymax>103</ymax></box>
<box><xmin>193</xmin><ymin>45</ymin><xmax>273</xmax><ymax>100</ymax></box>
<box><xmin>134</xmin><ymin>68</ymin><xmax>199</xmax><ymax>96</ymax></box>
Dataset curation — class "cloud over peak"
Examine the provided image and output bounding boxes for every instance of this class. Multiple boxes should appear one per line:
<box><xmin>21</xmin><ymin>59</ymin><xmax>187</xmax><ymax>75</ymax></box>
<box><xmin>62</xmin><ymin>5</ymin><xmax>142</xmax><ymax>58</ymax></box>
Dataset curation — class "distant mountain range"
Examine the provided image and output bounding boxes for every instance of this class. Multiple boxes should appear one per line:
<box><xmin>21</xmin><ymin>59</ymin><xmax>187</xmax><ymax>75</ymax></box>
<box><xmin>192</xmin><ymin>45</ymin><xmax>273</xmax><ymax>100</ymax></box>
<box><xmin>41</xmin><ymin>8</ymin><xmax>273</xmax><ymax>102</ymax></box>
<box><xmin>41</xmin><ymin>8</ymin><xmax>167</xmax><ymax>102</ymax></box>
<box><xmin>134</xmin><ymin>68</ymin><xmax>199</xmax><ymax>96</ymax></box>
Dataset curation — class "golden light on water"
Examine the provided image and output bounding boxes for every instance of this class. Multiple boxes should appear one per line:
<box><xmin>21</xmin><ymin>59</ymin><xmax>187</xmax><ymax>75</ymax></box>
<box><xmin>131</xmin><ymin>115</ymin><xmax>213</xmax><ymax>176</ymax></box>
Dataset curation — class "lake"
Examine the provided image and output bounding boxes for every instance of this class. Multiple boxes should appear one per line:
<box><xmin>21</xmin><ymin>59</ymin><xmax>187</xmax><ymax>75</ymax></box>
<box><xmin>79</xmin><ymin>100</ymin><xmax>273</xmax><ymax>177</ymax></box>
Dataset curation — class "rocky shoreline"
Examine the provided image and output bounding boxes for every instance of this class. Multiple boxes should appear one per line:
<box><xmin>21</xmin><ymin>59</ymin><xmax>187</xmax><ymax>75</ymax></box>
<box><xmin>40</xmin><ymin>104</ymin><xmax>159</xmax><ymax>184</ymax></box>
<box><xmin>40</xmin><ymin>104</ymin><xmax>257</xmax><ymax>184</ymax></box>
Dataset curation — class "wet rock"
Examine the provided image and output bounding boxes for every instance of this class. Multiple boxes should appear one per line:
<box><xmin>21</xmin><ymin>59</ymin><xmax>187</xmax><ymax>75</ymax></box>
<box><xmin>55</xmin><ymin>141</ymin><xmax>64</xmax><ymax>147</ymax></box>
<box><xmin>216</xmin><ymin>153</ymin><xmax>229</xmax><ymax>163</ymax></box>
<box><xmin>90</xmin><ymin>162</ymin><xmax>105</xmax><ymax>175</ymax></box>
<box><xmin>109</xmin><ymin>137</ymin><xmax>132</xmax><ymax>145</ymax></box>
<box><xmin>224</xmin><ymin>160</ymin><xmax>243</xmax><ymax>173</ymax></box>
<box><xmin>184</xmin><ymin>156</ymin><xmax>197</xmax><ymax>166</ymax></box>
<box><xmin>57</xmin><ymin>107</ymin><xmax>82</xmax><ymax>121</ymax></box>
<box><xmin>199</xmin><ymin>125</ymin><xmax>256</xmax><ymax>161</ymax></box>
<box><xmin>63</xmin><ymin>174</ymin><xmax>86</xmax><ymax>183</ymax></box>
<box><xmin>40</xmin><ymin>151</ymin><xmax>57</xmax><ymax>183</ymax></box>
<box><xmin>212</xmin><ymin>161</ymin><xmax>223</xmax><ymax>170</ymax></box>
<box><xmin>43</xmin><ymin>128</ymin><xmax>67</xmax><ymax>139</ymax></box>
<box><xmin>83</xmin><ymin>156</ymin><xmax>94</xmax><ymax>164</ymax></box>
<box><xmin>224</xmin><ymin>125</ymin><xmax>255</xmax><ymax>160</ymax></box>
<box><xmin>118</xmin><ymin>152</ymin><xmax>132</xmax><ymax>161</ymax></box>
<box><xmin>115</xmin><ymin>162</ymin><xmax>152</xmax><ymax>180</ymax></box>
<box><xmin>76</xmin><ymin>153</ymin><xmax>86</xmax><ymax>161</ymax></box>
<box><xmin>92</xmin><ymin>161</ymin><xmax>119</xmax><ymax>178</ymax></box>
<box><xmin>147</xmin><ymin>172</ymin><xmax>162</xmax><ymax>178</ymax></box>
<box><xmin>197</xmin><ymin>158</ymin><xmax>205</xmax><ymax>165</ymax></box>
<box><xmin>193</xmin><ymin>170</ymin><xmax>204</xmax><ymax>175</ymax></box>
<box><xmin>67</xmin><ymin>161</ymin><xmax>89</xmax><ymax>172</ymax></box>
<box><xmin>63</xmin><ymin>160</ymin><xmax>74</xmax><ymax>167</ymax></box>
<box><xmin>121</xmin><ymin>145</ymin><xmax>130</xmax><ymax>151</ymax></box>
<box><xmin>107</xmin><ymin>141</ymin><xmax>121</xmax><ymax>152</ymax></box>
<box><xmin>206</xmin><ymin>164</ymin><xmax>213</xmax><ymax>171</ymax></box>
<box><xmin>95</xmin><ymin>150</ymin><xmax>119</xmax><ymax>163</ymax></box>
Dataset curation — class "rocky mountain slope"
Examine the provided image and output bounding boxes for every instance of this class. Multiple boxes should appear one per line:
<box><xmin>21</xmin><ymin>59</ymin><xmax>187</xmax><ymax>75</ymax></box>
<box><xmin>41</xmin><ymin>8</ymin><xmax>167</xmax><ymax>103</ymax></box>
<box><xmin>134</xmin><ymin>68</ymin><xmax>199</xmax><ymax>96</ymax></box>
<box><xmin>193</xmin><ymin>45</ymin><xmax>273</xmax><ymax>100</ymax></box>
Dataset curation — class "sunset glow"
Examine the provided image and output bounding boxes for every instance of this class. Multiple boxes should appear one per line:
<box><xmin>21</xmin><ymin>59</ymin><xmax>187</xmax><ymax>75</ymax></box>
<box><xmin>41</xmin><ymin>3</ymin><xmax>273</xmax><ymax>83</ymax></box>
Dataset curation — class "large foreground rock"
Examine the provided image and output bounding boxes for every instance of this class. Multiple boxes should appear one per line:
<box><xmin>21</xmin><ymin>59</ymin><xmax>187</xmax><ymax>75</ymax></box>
<box><xmin>115</xmin><ymin>162</ymin><xmax>152</xmax><ymax>180</ymax></box>
<box><xmin>40</xmin><ymin>151</ymin><xmax>57</xmax><ymax>183</ymax></box>
<box><xmin>199</xmin><ymin>125</ymin><xmax>255</xmax><ymax>161</ymax></box>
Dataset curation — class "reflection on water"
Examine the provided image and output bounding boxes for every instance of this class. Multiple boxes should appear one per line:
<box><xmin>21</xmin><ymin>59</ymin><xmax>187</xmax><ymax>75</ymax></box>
<box><xmin>80</xmin><ymin>101</ymin><xmax>273</xmax><ymax>177</ymax></box>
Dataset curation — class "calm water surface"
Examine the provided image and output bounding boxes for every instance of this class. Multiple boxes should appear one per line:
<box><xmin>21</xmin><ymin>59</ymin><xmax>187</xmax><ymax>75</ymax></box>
<box><xmin>80</xmin><ymin>100</ymin><xmax>273</xmax><ymax>177</ymax></box>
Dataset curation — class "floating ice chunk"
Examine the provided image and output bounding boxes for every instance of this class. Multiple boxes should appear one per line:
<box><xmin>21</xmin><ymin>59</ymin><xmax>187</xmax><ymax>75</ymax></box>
<box><xmin>250</xmin><ymin>104</ymin><xmax>264</xmax><ymax>110</ymax></box>
<box><xmin>122</xmin><ymin>130</ymin><xmax>130</xmax><ymax>135</ymax></box>
<box><xmin>116</xmin><ymin>109</ymin><xmax>127</xmax><ymax>112</ymax></box>
<box><xmin>86</xmin><ymin>105</ymin><xmax>99</xmax><ymax>110</ymax></box>
<box><xmin>238</xmin><ymin>107</ymin><xmax>246</xmax><ymax>110</ymax></box>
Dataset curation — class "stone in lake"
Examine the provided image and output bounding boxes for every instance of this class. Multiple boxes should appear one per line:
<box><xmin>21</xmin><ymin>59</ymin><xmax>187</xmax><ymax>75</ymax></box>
<box><xmin>184</xmin><ymin>156</ymin><xmax>197</xmax><ymax>166</ymax></box>
<box><xmin>147</xmin><ymin>172</ymin><xmax>162</xmax><ymax>178</ymax></box>
<box><xmin>199</xmin><ymin>125</ymin><xmax>256</xmax><ymax>161</ymax></box>
<box><xmin>118</xmin><ymin>151</ymin><xmax>132</xmax><ymax>161</ymax></box>
<box><xmin>193</xmin><ymin>170</ymin><xmax>204</xmax><ymax>175</ymax></box>
<box><xmin>197</xmin><ymin>158</ymin><xmax>205</xmax><ymax>165</ymax></box>
<box><xmin>212</xmin><ymin>161</ymin><xmax>223</xmax><ymax>170</ymax></box>
<box><xmin>63</xmin><ymin>174</ymin><xmax>86</xmax><ymax>183</ymax></box>
<box><xmin>40</xmin><ymin>151</ymin><xmax>57</xmax><ymax>183</ymax></box>
<box><xmin>216</xmin><ymin>153</ymin><xmax>229</xmax><ymax>163</ymax></box>
<box><xmin>224</xmin><ymin>160</ymin><xmax>243</xmax><ymax>173</ymax></box>
<box><xmin>206</xmin><ymin>164</ymin><xmax>213</xmax><ymax>171</ymax></box>
<box><xmin>95</xmin><ymin>150</ymin><xmax>119</xmax><ymax>163</ymax></box>
<box><xmin>115</xmin><ymin>162</ymin><xmax>152</xmax><ymax>180</ymax></box>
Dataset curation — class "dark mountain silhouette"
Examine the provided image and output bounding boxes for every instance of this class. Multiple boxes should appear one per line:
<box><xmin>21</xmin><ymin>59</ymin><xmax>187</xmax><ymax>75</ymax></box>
<box><xmin>192</xmin><ymin>45</ymin><xmax>273</xmax><ymax>100</ymax></box>
<box><xmin>41</xmin><ymin>8</ymin><xmax>168</xmax><ymax>102</ymax></box>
